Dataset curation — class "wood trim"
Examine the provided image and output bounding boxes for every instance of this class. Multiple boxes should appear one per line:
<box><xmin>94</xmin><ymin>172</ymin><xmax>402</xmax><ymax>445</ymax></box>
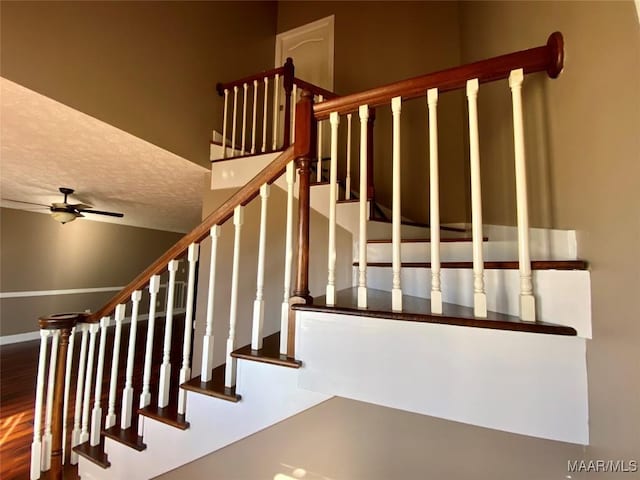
<box><xmin>210</xmin><ymin>147</ymin><xmax>285</xmax><ymax>164</ymax></box>
<box><xmin>292</xmin><ymin>287</ymin><xmax>577</xmax><ymax>336</ymax></box>
<box><xmin>217</xmin><ymin>66</ymin><xmax>286</xmax><ymax>95</ymax></box>
<box><xmin>358</xmin><ymin>260</ymin><xmax>588</xmax><ymax>270</ymax></box>
<box><xmin>314</xmin><ymin>32</ymin><xmax>564</xmax><ymax>118</ymax></box>
<box><xmin>293</xmin><ymin>77</ymin><xmax>338</xmax><ymax>100</ymax></box>
<box><xmin>89</xmin><ymin>146</ymin><xmax>296</xmax><ymax>322</ymax></box>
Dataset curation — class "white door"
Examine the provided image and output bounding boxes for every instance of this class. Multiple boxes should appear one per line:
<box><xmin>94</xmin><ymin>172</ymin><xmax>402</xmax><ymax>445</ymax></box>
<box><xmin>275</xmin><ymin>16</ymin><xmax>334</xmax><ymax>164</ymax></box>
<box><xmin>275</xmin><ymin>15</ymin><xmax>335</xmax><ymax>91</ymax></box>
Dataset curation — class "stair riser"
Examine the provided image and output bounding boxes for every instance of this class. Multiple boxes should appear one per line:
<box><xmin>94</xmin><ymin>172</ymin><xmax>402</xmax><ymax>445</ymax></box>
<box><xmin>367</xmin><ymin>240</ymin><xmax>577</xmax><ymax>263</ymax></box>
<box><xmin>362</xmin><ymin>266</ymin><xmax>591</xmax><ymax>338</ymax></box>
<box><xmin>80</xmin><ymin>360</ymin><xmax>330</xmax><ymax>480</ymax></box>
<box><xmin>295</xmin><ymin>310</ymin><xmax>589</xmax><ymax>445</ymax></box>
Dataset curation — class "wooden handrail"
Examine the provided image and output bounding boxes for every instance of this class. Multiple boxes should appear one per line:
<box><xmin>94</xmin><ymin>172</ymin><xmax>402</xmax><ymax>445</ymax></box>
<box><xmin>314</xmin><ymin>32</ymin><xmax>564</xmax><ymax>119</ymax></box>
<box><xmin>294</xmin><ymin>77</ymin><xmax>339</xmax><ymax>100</ymax></box>
<box><xmin>216</xmin><ymin>66</ymin><xmax>286</xmax><ymax>96</ymax></box>
<box><xmin>89</xmin><ymin>146</ymin><xmax>296</xmax><ymax>322</ymax></box>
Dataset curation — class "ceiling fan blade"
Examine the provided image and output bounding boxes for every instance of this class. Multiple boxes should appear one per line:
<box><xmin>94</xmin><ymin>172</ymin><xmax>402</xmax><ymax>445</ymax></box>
<box><xmin>82</xmin><ymin>209</ymin><xmax>124</xmax><ymax>218</ymax></box>
<box><xmin>69</xmin><ymin>203</ymin><xmax>93</xmax><ymax>210</ymax></box>
<box><xmin>1</xmin><ymin>198</ymin><xmax>51</xmax><ymax>208</ymax></box>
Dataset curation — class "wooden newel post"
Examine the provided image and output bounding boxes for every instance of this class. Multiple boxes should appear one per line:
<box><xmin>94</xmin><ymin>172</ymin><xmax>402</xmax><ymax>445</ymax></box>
<box><xmin>287</xmin><ymin>90</ymin><xmax>316</xmax><ymax>357</ymax></box>
<box><xmin>282</xmin><ymin>57</ymin><xmax>295</xmax><ymax>147</ymax></box>
<box><xmin>367</xmin><ymin>107</ymin><xmax>376</xmax><ymax>201</ymax></box>
<box><xmin>38</xmin><ymin>313</ymin><xmax>85</xmax><ymax>480</ymax></box>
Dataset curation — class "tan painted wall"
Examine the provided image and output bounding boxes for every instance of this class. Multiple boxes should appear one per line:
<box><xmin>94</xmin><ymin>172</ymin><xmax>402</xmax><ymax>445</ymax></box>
<box><xmin>459</xmin><ymin>0</ymin><xmax>640</xmax><ymax>472</ymax></box>
<box><xmin>0</xmin><ymin>208</ymin><xmax>182</xmax><ymax>336</ymax></box>
<box><xmin>277</xmin><ymin>1</ymin><xmax>469</xmax><ymax>224</ymax></box>
<box><xmin>0</xmin><ymin>1</ymin><xmax>277</xmax><ymax>168</ymax></box>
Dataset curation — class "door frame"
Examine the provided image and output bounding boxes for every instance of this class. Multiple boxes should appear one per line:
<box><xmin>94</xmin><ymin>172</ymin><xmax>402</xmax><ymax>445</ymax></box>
<box><xmin>274</xmin><ymin>15</ymin><xmax>335</xmax><ymax>90</ymax></box>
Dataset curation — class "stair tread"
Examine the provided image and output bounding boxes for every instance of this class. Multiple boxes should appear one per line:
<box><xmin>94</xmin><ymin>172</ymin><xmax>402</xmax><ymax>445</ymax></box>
<box><xmin>181</xmin><ymin>365</ymin><xmax>241</xmax><ymax>402</ymax></box>
<box><xmin>310</xmin><ymin>180</ymin><xmax>330</xmax><ymax>186</ymax></box>
<box><xmin>368</xmin><ymin>217</ymin><xmax>469</xmax><ymax>232</ymax></box>
<box><xmin>231</xmin><ymin>332</ymin><xmax>301</xmax><ymax>368</ymax></box>
<box><xmin>336</xmin><ymin>198</ymin><xmax>360</xmax><ymax>204</ymax></box>
<box><xmin>102</xmin><ymin>425</ymin><xmax>147</xmax><ymax>451</ymax></box>
<box><xmin>368</xmin><ymin>236</ymin><xmax>486</xmax><ymax>243</ymax></box>
<box><xmin>210</xmin><ymin>146</ymin><xmax>285</xmax><ymax>163</ymax></box>
<box><xmin>292</xmin><ymin>287</ymin><xmax>576</xmax><ymax>336</ymax></box>
<box><xmin>73</xmin><ymin>439</ymin><xmax>110</xmax><ymax>469</ymax></box>
<box><xmin>357</xmin><ymin>260</ymin><xmax>588</xmax><ymax>270</ymax></box>
<box><xmin>138</xmin><ymin>403</ymin><xmax>190</xmax><ymax>430</ymax></box>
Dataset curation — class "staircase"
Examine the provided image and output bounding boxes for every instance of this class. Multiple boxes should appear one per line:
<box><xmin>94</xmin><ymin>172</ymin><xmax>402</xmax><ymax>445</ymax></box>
<box><xmin>30</xmin><ymin>32</ymin><xmax>591</xmax><ymax>480</ymax></box>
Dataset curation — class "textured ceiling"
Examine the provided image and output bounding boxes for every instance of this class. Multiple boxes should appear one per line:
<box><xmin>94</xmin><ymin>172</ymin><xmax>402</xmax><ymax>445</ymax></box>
<box><xmin>0</xmin><ymin>78</ymin><xmax>208</xmax><ymax>233</ymax></box>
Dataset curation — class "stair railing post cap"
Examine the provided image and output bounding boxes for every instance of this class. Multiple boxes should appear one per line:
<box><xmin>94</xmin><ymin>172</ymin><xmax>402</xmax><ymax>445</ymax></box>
<box><xmin>38</xmin><ymin>312</ymin><xmax>87</xmax><ymax>330</ymax></box>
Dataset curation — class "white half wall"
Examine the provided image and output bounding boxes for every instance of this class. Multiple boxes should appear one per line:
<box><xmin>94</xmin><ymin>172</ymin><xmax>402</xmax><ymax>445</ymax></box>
<box><xmin>295</xmin><ymin>310</ymin><xmax>589</xmax><ymax>445</ymax></box>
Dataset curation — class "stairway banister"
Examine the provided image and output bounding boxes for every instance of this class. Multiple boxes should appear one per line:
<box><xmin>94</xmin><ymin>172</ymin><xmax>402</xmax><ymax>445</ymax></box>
<box><xmin>88</xmin><ymin>145</ymin><xmax>296</xmax><ymax>323</ymax></box>
<box><xmin>217</xmin><ymin>65</ymin><xmax>287</xmax><ymax>95</ymax></box>
<box><xmin>313</xmin><ymin>32</ymin><xmax>563</xmax><ymax>119</ymax></box>
<box><xmin>293</xmin><ymin>77</ymin><xmax>339</xmax><ymax>100</ymax></box>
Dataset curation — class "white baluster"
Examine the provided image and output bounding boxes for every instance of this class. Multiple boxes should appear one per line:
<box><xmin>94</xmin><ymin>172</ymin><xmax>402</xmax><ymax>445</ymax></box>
<box><xmin>466</xmin><ymin>78</ymin><xmax>487</xmax><ymax>318</ymax></box>
<box><xmin>70</xmin><ymin>324</ymin><xmax>88</xmax><ymax>465</ymax></box>
<box><xmin>262</xmin><ymin>77</ymin><xmax>269</xmax><ymax>153</ymax></box>
<box><xmin>280</xmin><ymin>162</ymin><xmax>296</xmax><ymax>355</ymax></box>
<box><xmin>345</xmin><ymin>113</ymin><xmax>353</xmax><ymax>200</ymax></box>
<box><xmin>90</xmin><ymin>317</ymin><xmax>109</xmax><ymax>445</ymax></box>
<box><xmin>178</xmin><ymin>243</ymin><xmax>199</xmax><ymax>415</ymax></box>
<box><xmin>241</xmin><ymin>83</ymin><xmax>248</xmax><ymax>154</ymax></box>
<box><xmin>222</xmin><ymin>89</ymin><xmax>229</xmax><ymax>159</ymax></box>
<box><xmin>509</xmin><ymin>68</ymin><xmax>536</xmax><ymax>322</ymax></box>
<box><xmin>158</xmin><ymin>260</ymin><xmax>179</xmax><ymax>408</ymax></box>
<box><xmin>358</xmin><ymin>105</ymin><xmax>370</xmax><ymax>308</ymax></box>
<box><xmin>138</xmin><ymin>275</ymin><xmax>160</xmax><ymax>433</ymax></box>
<box><xmin>80</xmin><ymin>323</ymin><xmax>98</xmax><ymax>444</ymax></box>
<box><xmin>232</xmin><ymin>86</ymin><xmax>239</xmax><ymax>156</ymax></box>
<box><xmin>225</xmin><ymin>206</ymin><xmax>243</xmax><ymax>387</ymax></box>
<box><xmin>121</xmin><ymin>291</ymin><xmax>142</xmax><ymax>429</ymax></box>
<box><xmin>30</xmin><ymin>330</ymin><xmax>49</xmax><ymax>480</ymax></box>
<box><xmin>326</xmin><ymin>111</ymin><xmax>340</xmax><ymax>305</ymax></box>
<box><xmin>272</xmin><ymin>73</ymin><xmax>280</xmax><ymax>150</ymax></box>
<box><xmin>105</xmin><ymin>305</ymin><xmax>125</xmax><ymax>429</ymax></box>
<box><xmin>201</xmin><ymin>225</ymin><xmax>220</xmax><ymax>382</ymax></box>
<box><xmin>62</xmin><ymin>326</ymin><xmax>75</xmax><ymax>464</ymax></box>
<box><xmin>317</xmin><ymin>94</ymin><xmax>324</xmax><ymax>182</ymax></box>
<box><xmin>41</xmin><ymin>330</ymin><xmax>59</xmax><ymax>471</ymax></box>
<box><xmin>291</xmin><ymin>84</ymin><xmax>297</xmax><ymax>143</ymax></box>
<box><xmin>251</xmin><ymin>79</ymin><xmax>258</xmax><ymax>154</ymax></box>
<box><xmin>252</xmin><ymin>184</ymin><xmax>270</xmax><ymax>350</ymax></box>
<box><xmin>391</xmin><ymin>96</ymin><xmax>403</xmax><ymax>311</ymax></box>
<box><xmin>427</xmin><ymin>88</ymin><xmax>443</xmax><ymax>314</ymax></box>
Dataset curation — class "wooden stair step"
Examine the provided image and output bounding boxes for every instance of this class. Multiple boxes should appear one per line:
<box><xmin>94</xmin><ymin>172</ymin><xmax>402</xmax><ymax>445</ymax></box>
<box><xmin>231</xmin><ymin>332</ymin><xmax>301</xmax><ymax>368</ymax></box>
<box><xmin>336</xmin><ymin>198</ymin><xmax>360</xmax><ymax>204</ymax></box>
<box><xmin>72</xmin><ymin>439</ymin><xmax>111</xmax><ymax>469</ymax></box>
<box><xmin>356</xmin><ymin>260</ymin><xmax>588</xmax><ymax>270</ymax></box>
<box><xmin>138</xmin><ymin>402</ymin><xmax>190</xmax><ymax>430</ymax></box>
<box><xmin>292</xmin><ymin>287</ymin><xmax>577</xmax><ymax>336</ymax></box>
<box><xmin>368</xmin><ymin>236</ymin><xmax>486</xmax><ymax>243</ymax></box>
<box><xmin>368</xmin><ymin>216</ymin><xmax>469</xmax><ymax>232</ymax></box>
<box><xmin>102</xmin><ymin>424</ymin><xmax>146</xmax><ymax>451</ymax></box>
<box><xmin>181</xmin><ymin>364</ymin><xmax>241</xmax><ymax>403</ymax></box>
<box><xmin>310</xmin><ymin>180</ymin><xmax>330</xmax><ymax>186</ymax></box>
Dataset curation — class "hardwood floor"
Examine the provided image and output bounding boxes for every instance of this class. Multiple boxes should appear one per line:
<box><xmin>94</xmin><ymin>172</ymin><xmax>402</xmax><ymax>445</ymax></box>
<box><xmin>0</xmin><ymin>315</ymin><xmax>186</xmax><ymax>480</ymax></box>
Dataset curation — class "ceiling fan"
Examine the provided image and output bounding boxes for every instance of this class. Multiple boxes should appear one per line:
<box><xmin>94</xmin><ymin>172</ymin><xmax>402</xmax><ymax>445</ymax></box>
<box><xmin>3</xmin><ymin>187</ymin><xmax>124</xmax><ymax>224</ymax></box>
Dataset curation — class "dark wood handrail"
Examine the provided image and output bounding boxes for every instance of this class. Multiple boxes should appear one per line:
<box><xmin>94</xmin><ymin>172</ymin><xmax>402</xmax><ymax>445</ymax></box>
<box><xmin>217</xmin><ymin>66</ymin><xmax>286</xmax><ymax>96</ymax></box>
<box><xmin>89</xmin><ymin>146</ymin><xmax>296</xmax><ymax>322</ymax></box>
<box><xmin>314</xmin><ymin>32</ymin><xmax>564</xmax><ymax>119</ymax></box>
<box><xmin>293</xmin><ymin>78</ymin><xmax>339</xmax><ymax>100</ymax></box>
